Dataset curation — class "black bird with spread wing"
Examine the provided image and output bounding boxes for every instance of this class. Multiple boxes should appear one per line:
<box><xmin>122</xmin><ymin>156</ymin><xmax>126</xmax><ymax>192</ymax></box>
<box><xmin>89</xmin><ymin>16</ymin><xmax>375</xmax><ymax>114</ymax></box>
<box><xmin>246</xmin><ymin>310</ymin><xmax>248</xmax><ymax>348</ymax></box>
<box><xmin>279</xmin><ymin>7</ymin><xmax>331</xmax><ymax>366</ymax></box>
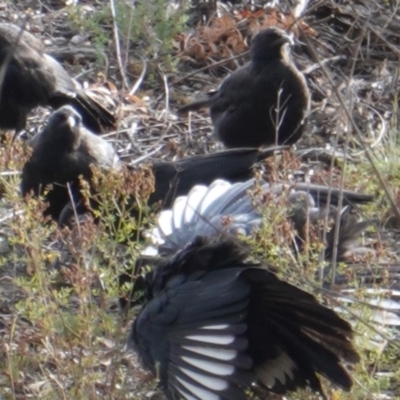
<box><xmin>128</xmin><ymin>178</ymin><xmax>365</xmax><ymax>399</ymax></box>
<box><xmin>178</xmin><ymin>27</ymin><xmax>310</xmax><ymax>148</ymax></box>
<box><xmin>0</xmin><ymin>22</ymin><xmax>115</xmax><ymax>134</ymax></box>
<box><xmin>120</xmin><ymin>178</ymin><xmax>373</xmax><ymax>310</ymax></box>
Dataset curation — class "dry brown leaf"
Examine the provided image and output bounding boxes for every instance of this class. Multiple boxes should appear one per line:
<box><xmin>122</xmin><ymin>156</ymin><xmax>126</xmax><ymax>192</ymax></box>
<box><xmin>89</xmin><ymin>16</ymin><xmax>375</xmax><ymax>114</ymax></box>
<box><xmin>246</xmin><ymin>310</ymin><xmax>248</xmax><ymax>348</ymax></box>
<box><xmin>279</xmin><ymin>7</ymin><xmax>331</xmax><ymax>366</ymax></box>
<box><xmin>124</xmin><ymin>94</ymin><xmax>147</xmax><ymax>106</ymax></box>
<box><xmin>226</xmin><ymin>32</ymin><xmax>246</xmax><ymax>54</ymax></box>
<box><xmin>184</xmin><ymin>37</ymin><xmax>208</xmax><ymax>60</ymax></box>
<box><xmin>235</xmin><ymin>8</ymin><xmax>265</xmax><ymax>21</ymax></box>
<box><xmin>104</xmin><ymin>80</ymin><xmax>118</xmax><ymax>92</ymax></box>
<box><xmin>210</xmin><ymin>14</ymin><xmax>236</xmax><ymax>35</ymax></box>
<box><xmin>205</xmin><ymin>14</ymin><xmax>237</xmax><ymax>44</ymax></box>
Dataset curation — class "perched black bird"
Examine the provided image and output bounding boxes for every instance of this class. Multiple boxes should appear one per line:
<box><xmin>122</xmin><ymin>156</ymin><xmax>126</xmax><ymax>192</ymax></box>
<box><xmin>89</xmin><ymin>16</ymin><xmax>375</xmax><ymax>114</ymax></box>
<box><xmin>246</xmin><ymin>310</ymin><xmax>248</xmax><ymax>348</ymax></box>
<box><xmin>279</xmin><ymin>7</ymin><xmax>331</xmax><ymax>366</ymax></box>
<box><xmin>178</xmin><ymin>27</ymin><xmax>310</xmax><ymax>148</ymax></box>
<box><xmin>21</xmin><ymin>105</ymin><xmax>285</xmax><ymax>222</ymax></box>
<box><xmin>129</xmin><ymin>203</ymin><xmax>362</xmax><ymax>399</ymax></box>
<box><xmin>21</xmin><ymin>105</ymin><xmax>120</xmax><ymax>220</ymax></box>
<box><xmin>0</xmin><ymin>22</ymin><xmax>115</xmax><ymax>134</ymax></box>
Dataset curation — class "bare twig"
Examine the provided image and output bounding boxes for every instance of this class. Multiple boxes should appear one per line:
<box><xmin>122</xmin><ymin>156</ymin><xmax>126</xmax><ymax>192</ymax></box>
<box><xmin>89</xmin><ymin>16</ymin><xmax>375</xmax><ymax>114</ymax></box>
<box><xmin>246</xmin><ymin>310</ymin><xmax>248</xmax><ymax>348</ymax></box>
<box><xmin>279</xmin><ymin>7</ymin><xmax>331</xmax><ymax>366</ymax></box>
<box><xmin>129</xmin><ymin>59</ymin><xmax>147</xmax><ymax>96</ymax></box>
<box><xmin>109</xmin><ymin>0</ymin><xmax>130</xmax><ymax>90</ymax></box>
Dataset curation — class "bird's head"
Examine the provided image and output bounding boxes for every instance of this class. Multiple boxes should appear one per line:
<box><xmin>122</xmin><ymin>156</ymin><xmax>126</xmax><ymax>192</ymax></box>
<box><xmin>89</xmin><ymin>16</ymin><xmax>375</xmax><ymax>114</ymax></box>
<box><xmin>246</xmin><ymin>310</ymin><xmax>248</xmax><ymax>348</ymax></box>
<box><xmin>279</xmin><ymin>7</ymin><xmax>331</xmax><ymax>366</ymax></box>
<box><xmin>43</xmin><ymin>105</ymin><xmax>83</xmax><ymax>151</ymax></box>
<box><xmin>250</xmin><ymin>27</ymin><xmax>294</xmax><ymax>63</ymax></box>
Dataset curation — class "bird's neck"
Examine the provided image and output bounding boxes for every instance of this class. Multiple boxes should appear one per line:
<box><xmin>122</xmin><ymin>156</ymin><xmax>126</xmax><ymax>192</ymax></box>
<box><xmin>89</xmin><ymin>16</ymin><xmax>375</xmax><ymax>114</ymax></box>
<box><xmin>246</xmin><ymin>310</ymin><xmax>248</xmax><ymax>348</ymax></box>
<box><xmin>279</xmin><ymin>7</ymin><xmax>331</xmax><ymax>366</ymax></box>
<box><xmin>252</xmin><ymin>45</ymin><xmax>291</xmax><ymax>67</ymax></box>
<box><xmin>251</xmin><ymin>55</ymin><xmax>282</xmax><ymax>71</ymax></box>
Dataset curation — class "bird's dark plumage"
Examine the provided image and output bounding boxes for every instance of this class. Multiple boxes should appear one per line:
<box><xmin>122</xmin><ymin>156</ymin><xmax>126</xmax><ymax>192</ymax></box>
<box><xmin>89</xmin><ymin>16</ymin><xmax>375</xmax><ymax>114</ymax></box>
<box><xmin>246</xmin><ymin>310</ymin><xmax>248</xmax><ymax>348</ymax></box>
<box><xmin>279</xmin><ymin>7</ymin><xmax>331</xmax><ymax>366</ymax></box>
<box><xmin>149</xmin><ymin>145</ymin><xmax>286</xmax><ymax>208</ymax></box>
<box><xmin>178</xmin><ymin>27</ymin><xmax>310</xmax><ymax>148</ymax></box>
<box><xmin>0</xmin><ymin>22</ymin><xmax>115</xmax><ymax>133</ymax></box>
<box><xmin>130</xmin><ymin>236</ymin><xmax>360</xmax><ymax>400</ymax></box>
<box><xmin>125</xmin><ymin>177</ymin><xmax>370</xmax><ymax>399</ymax></box>
<box><xmin>21</xmin><ymin>113</ymin><xmax>284</xmax><ymax>222</ymax></box>
<box><xmin>21</xmin><ymin>105</ymin><xmax>120</xmax><ymax>220</ymax></box>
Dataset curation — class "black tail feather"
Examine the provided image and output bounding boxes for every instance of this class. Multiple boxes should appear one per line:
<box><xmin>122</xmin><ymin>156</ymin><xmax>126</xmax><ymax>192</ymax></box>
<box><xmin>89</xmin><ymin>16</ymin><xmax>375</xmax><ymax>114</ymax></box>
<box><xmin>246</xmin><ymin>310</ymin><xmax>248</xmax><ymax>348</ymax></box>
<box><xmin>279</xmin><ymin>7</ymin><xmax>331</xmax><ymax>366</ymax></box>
<box><xmin>293</xmin><ymin>183</ymin><xmax>374</xmax><ymax>206</ymax></box>
<box><xmin>149</xmin><ymin>147</ymin><xmax>285</xmax><ymax>208</ymax></box>
<box><xmin>177</xmin><ymin>94</ymin><xmax>214</xmax><ymax>114</ymax></box>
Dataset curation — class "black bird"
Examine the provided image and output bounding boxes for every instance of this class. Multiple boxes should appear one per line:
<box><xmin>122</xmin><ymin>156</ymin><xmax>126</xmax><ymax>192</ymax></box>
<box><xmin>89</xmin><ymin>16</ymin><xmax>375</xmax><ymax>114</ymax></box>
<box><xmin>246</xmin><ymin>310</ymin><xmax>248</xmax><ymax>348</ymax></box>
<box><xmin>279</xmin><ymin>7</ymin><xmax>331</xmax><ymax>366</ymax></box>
<box><xmin>21</xmin><ymin>105</ymin><xmax>285</xmax><ymax>222</ymax></box>
<box><xmin>178</xmin><ymin>27</ymin><xmax>310</xmax><ymax>148</ymax></box>
<box><xmin>21</xmin><ymin>105</ymin><xmax>120</xmax><ymax>220</ymax></box>
<box><xmin>0</xmin><ymin>22</ymin><xmax>115</xmax><ymax>134</ymax></box>
<box><xmin>129</xmin><ymin>216</ymin><xmax>361</xmax><ymax>399</ymax></box>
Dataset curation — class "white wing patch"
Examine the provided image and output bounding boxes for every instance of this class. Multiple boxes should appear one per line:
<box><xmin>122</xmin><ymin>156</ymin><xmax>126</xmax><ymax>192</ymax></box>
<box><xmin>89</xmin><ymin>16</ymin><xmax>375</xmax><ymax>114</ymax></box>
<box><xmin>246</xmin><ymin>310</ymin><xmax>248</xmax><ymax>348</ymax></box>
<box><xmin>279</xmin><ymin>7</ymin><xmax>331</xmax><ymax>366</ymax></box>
<box><xmin>157</xmin><ymin>209</ymin><xmax>173</xmax><ymax>238</ymax></box>
<box><xmin>173</xmin><ymin>196</ymin><xmax>188</xmax><ymax>230</ymax></box>
<box><xmin>201</xmin><ymin>324</ymin><xmax>229</xmax><ymax>330</ymax></box>
<box><xmin>176</xmin><ymin>376</ymin><xmax>221</xmax><ymax>400</ymax></box>
<box><xmin>179</xmin><ymin>367</ymin><xmax>229</xmax><ymax>391</ymax></box>
<box><xmin>182</xmin><ymin>346</ymin><xmax>237</xmax><ymax>361</ymax></box>
<box><xmin>185</xmin><ymin>334</ymin><xmax>235</xmax><ymax>345</ymax></box>
<box><xmin>168</xmin><ymin>318</ymin><xmax>250</xmax><ymax>399</ymax></box>
<box><xmin>181</xmin><ymin>356</ymin><xmax>235</xmax><ymax>376</ymax></box>
<box><xmin>183</xmin><ymin>185</ymin><xmax>208</xmax><ymax>223</ymax></box>
<box><xmin>147</xmin><ymin>179</ymin><xmax>262</xmax><ymax>253</ymax></box>
<box><xmin>197</xmin><ymin>180</ymin><xmax>233</xmax><ymax>215</ymax></box>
